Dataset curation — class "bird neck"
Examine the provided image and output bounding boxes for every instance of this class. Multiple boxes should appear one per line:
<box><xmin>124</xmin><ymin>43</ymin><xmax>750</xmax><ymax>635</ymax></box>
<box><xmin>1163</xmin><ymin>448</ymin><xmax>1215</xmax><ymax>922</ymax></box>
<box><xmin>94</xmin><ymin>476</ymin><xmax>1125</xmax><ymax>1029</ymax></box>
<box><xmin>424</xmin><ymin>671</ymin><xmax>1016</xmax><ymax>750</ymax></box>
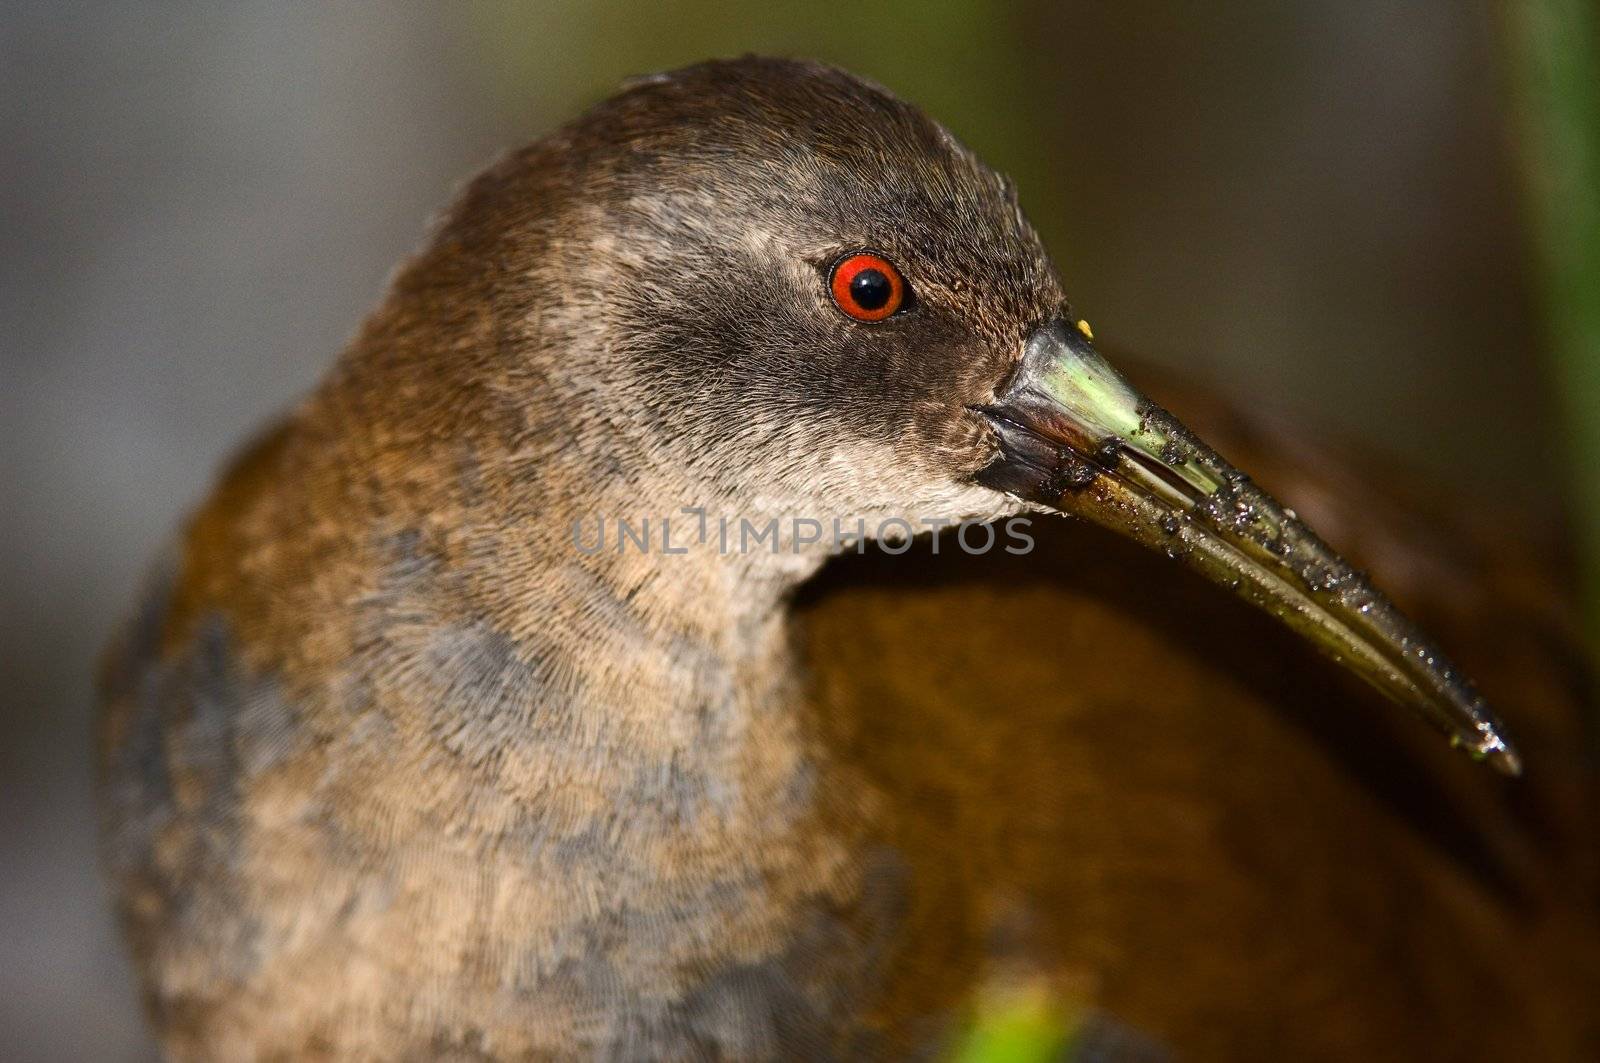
<box><xmin>519</xmin><ymin>482</ymin><xmax>830</xmax><ymax>739</ymax></box>
<box><xmin>441</xmin><ymin>451</ymin><xmax>841</xmax><ymax>827</ymax></box>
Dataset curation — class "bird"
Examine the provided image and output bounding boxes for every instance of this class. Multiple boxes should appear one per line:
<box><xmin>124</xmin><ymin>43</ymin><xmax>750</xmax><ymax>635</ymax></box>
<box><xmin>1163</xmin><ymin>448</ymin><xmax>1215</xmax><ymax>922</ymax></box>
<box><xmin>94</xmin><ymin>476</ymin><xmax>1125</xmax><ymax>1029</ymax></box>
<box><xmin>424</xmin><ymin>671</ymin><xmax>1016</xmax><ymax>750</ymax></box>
<box><xmin>96</xmin><ymin>56</ymin><xmax>1598</xmax><ymax>1060</ymax></box>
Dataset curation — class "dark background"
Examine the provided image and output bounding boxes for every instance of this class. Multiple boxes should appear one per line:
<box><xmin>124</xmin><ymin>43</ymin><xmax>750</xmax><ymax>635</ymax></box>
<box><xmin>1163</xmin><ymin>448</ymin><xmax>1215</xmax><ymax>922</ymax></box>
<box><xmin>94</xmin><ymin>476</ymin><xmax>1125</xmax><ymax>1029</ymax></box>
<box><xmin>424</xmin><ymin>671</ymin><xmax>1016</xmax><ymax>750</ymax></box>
<box><xmin>2</xmin><ymin>4</ymin><xmax>1584</xmax><ymax>1059</ymax></box>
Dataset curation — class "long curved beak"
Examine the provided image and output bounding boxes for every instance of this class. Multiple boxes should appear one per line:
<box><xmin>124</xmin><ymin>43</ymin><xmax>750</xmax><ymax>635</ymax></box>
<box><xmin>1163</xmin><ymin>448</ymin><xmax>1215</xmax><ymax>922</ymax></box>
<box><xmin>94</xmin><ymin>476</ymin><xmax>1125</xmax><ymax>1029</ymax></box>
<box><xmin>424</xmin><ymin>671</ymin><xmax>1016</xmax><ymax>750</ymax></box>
<box><xmin>976</xmin><ymin>320</ymin><xmax>1520</xmax><ymax>775</ymax></box>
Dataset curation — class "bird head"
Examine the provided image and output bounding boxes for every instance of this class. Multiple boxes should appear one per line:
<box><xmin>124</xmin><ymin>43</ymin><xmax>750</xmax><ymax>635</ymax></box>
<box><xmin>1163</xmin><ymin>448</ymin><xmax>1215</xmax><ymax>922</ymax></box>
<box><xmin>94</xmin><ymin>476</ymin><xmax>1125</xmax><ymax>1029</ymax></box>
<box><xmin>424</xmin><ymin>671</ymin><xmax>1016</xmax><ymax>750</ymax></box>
<box><xmin>413</xmin><ymin>57</ymin><xmax>1517</xmax><ymax>772</ymax></box>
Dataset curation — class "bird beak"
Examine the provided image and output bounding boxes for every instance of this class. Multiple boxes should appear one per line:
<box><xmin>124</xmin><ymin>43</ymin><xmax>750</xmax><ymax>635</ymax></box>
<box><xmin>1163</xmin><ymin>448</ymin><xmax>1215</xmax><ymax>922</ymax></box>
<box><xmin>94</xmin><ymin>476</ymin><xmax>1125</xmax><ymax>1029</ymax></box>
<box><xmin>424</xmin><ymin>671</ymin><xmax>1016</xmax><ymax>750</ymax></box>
<box><xmin>975</xmin><ymin>320</ymin><xmax>1521</xmax><ymax>775</ymax></box>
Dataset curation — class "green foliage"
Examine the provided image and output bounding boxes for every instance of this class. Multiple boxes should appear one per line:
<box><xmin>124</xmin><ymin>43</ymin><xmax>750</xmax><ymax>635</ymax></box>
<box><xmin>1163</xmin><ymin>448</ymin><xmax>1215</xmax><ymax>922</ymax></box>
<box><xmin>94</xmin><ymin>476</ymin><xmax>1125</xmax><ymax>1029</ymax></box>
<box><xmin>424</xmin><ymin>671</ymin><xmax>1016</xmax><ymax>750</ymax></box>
<box><xmin>950</xmin><ymin>981</ymin><xmax>1080</xmax><ymax>1063</ymax></box>
<box><xmin>1507</xmin><ymin>0</ymin><xmax>1600</xmax><ymax>633</ymax></box>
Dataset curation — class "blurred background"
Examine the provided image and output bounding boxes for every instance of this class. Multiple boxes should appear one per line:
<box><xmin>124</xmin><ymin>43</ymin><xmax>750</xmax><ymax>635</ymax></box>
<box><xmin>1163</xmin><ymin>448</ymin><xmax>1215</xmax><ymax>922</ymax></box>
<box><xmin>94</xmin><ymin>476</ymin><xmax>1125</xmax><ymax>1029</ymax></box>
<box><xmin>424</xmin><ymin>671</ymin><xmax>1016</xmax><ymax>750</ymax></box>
<box><xmin>3</xmin><ymin>3</ymin><xmax>1596</xmax><ymax>1059</ymax></box>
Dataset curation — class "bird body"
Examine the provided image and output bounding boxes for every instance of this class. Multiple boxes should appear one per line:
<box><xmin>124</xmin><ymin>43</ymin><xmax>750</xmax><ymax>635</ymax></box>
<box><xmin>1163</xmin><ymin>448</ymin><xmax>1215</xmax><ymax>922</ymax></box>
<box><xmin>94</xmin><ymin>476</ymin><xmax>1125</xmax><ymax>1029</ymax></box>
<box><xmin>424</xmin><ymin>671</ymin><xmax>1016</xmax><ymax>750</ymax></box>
<box><xmin>98</xmin><ymin>58</ymin><xmax>1597</xmax><ymax>1060</ymax></box>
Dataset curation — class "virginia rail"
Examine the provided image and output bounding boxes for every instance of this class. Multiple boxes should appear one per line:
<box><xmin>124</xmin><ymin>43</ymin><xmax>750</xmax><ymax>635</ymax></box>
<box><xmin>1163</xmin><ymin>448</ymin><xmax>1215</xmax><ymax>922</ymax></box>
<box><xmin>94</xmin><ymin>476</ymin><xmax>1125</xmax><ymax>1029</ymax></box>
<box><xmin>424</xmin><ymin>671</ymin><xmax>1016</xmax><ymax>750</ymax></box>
<box><xmin>98</xmin><ymin>57</ymin><xmax>1596</xmax><ymax>1060</ymax></box>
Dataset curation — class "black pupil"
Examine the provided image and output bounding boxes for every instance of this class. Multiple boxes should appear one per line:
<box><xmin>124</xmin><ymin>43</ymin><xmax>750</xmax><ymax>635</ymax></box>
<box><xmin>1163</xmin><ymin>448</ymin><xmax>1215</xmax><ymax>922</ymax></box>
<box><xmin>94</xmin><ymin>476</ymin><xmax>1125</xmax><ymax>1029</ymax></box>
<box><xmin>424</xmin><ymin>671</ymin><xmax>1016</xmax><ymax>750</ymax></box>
<box><xmin>849</xmin><ymin>268</ymin><xmax>892</xmax><ymax>311</ymax></box>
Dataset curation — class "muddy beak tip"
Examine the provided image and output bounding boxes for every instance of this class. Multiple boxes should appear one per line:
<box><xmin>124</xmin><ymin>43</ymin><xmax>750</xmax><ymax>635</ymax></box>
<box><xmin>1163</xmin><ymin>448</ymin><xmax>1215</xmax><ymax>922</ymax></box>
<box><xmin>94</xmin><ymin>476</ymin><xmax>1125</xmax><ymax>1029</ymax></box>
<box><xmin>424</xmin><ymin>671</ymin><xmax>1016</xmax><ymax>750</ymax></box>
<box><xmin>1461</xmin><ymin>729</ymin><xmax>1523</xmax><ymax>777</ymax></box>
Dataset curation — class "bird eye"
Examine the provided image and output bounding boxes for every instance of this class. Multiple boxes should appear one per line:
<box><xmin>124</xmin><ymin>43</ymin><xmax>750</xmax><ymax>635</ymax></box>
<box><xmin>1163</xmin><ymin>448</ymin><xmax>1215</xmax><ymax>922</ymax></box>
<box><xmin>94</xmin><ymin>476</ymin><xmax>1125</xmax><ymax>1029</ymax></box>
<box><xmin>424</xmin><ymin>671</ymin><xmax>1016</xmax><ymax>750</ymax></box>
<box><xmin>829</xmin><ymin>252</ymin><xmax>907</xmax><ymax>322</ymax></box>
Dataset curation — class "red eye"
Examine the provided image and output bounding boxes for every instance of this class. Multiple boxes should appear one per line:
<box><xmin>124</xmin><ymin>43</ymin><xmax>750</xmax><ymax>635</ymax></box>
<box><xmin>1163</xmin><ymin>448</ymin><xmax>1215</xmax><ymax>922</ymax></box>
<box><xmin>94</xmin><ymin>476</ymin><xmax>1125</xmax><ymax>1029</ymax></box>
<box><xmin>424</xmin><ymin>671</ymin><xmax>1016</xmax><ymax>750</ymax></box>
<box><xmin>829</xmin><ymin>252</ymin><xmax>906</xmax><ymax>322</ymax></box>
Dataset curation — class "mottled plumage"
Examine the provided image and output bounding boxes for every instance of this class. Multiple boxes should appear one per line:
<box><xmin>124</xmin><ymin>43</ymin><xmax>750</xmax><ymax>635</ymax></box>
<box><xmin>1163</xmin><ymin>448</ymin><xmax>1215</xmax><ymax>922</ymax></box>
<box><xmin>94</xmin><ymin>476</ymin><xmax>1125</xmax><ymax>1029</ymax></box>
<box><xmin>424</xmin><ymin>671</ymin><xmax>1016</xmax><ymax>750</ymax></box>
<box><xmin>98</xmin><ymin>57</ymin><xmax>1597</xmax><ymax>1060</ymax></box>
